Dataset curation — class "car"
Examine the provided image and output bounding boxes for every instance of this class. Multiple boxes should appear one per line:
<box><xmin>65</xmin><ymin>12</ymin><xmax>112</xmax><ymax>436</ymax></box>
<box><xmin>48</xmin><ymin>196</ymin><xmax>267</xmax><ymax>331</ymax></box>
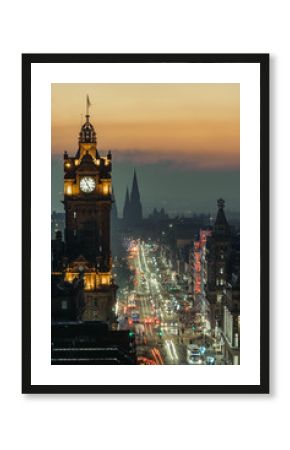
<box><xmin>205</xmin><ymin>356</ymin><xmax>215</xmax><ymax>365</ymax></box>
<box><xmin>187</xmin><ymin>344</ymin><xmax>200</xmax><ymax>354</ymax></box>
<box><xmin>187</xmin><ymin>354</ymin><xmax>203</xmax><ymax>365</ymax></box>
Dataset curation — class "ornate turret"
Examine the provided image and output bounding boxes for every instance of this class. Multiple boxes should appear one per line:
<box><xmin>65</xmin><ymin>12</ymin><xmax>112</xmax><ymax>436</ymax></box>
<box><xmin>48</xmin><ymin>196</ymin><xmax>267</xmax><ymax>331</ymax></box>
<box><xmin>79</xmin><ymin>115</ymin><xmax>97</xmax><ymax>144</ymax></box>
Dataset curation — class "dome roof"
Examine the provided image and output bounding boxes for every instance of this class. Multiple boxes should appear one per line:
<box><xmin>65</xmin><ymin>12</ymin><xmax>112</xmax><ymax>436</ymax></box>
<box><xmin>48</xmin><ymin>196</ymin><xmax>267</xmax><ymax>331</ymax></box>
<box><xmin>79</xmin><ymin>115</ymin><xmax>97</xmax><ymax>144</ymax></box>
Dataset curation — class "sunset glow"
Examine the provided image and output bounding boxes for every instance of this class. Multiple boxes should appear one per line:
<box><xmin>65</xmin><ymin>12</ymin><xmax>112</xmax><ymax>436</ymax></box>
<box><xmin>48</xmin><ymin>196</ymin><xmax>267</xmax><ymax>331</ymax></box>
<box><xmin>52</xmin><ymin>83</ymin><xmax>240</xmax><ymax>170</ymax></box>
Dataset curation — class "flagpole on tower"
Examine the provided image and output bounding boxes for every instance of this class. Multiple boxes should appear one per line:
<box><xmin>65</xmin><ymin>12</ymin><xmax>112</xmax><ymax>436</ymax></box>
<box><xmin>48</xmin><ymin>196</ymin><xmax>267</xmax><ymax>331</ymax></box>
<box><xmin>86</xmin><ymin>94</ymin><xmax>91</xmax><ymax>118</ymax></box>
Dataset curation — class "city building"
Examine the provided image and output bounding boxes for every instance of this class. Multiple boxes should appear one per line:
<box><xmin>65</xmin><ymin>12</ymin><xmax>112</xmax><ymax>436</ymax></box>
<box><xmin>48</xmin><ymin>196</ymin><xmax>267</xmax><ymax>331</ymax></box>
<box><xmin>52</xmin><ymin>107</ymin><xmax>117</xmax><ymax>324</ymax></box>
<box><xmin>51</xmin><ymin>211</ymin><xmax>65</xmax><ymax>239</ymax></box>
<box><xmin>51</xmin><ymin>230</ymin><xmax>65</xmax><ymax>272</ymax></box>
<box><xmin>199</xmin><ymin>199</ymin><xmax>240</xmax><ymax>364</ymax></box>
<box><xmin>205</xmin><ymin>199</ymin><xmax>232</xmax><ymax>326</ymax></box>
<box><xmin>192</xmin><ymin>229</ymin><xmax>212</xmax><ymax>298</ymax></box>
<box><xmin>147</xmin><ymin>207</ymin><xmax>169</xmax><ymax>223</ymax></box>
<box><xmin>222</xmin><ymin>282</ymin><xmax>240</xmax><ymax>364</ymax></box>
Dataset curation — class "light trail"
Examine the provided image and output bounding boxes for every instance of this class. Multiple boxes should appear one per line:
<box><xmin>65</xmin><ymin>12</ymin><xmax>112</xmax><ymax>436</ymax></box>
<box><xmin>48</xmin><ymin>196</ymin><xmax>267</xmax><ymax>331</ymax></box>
<box><xmin>170</xmin><ymin>340</ymin><xmax>179</xmax><ymax>360</ymax></box>
<box><xmin>155</xmin><ymin>348</ymin><xmax>164</xmax><ymax>365</ymax></box>
<box><xmin>165</xmin><ymin>339</ymin><xmax>179</xmax><ymax>363</ymax></box>
<box><xmin>136</xmin><ymin>243</ymin><xmax>142</xmax><ymax>272</ymax></box>
<box><xmin>165</xmin><ymin>340</ymin><xmax>174</xmax><ymax>361</ymax></box>
<box><xmin>140</xmin><ymin>243</ymin><xmax>149</xmax><ymax>273</ymax></box>
<box><xmin>152</xmin><ymin>347</ymin><xmax>164</xmax><ymax>365</ymax></box>
<box><xmin>151</xmin><ymin>348</ymin><xmax>160</xmax><ymax>365</ymax></box>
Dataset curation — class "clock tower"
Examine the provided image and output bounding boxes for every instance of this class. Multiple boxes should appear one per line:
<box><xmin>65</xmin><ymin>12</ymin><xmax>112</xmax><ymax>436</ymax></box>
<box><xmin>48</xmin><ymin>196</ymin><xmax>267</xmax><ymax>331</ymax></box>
<box><xmin>63</xmin><ymin>106</ymin><xmax>117</xmax><ymax>323</ymax></box>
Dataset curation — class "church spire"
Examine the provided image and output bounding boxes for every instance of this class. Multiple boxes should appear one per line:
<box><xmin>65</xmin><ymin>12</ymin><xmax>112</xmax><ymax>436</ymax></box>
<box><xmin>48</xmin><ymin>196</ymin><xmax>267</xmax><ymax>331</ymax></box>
<box><xmin>131</xmin><ymin>169</ymin><xmax>141</xmax><ymax>203</ymax></box>
<box><xmin>123</xmin><ymin>187</ymin><xmax>130</xmax><ymax>225</ymax></box>
<box><xmin>130</xmin><ymin>169</ymin><xmax>143</xmax><ymax>226</ymax></box>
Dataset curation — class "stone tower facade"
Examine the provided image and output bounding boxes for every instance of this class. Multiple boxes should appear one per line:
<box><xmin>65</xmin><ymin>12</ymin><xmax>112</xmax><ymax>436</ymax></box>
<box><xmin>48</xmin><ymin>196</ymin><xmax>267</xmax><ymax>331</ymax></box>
<box><xmin>62</xmin><ymin>108</ymin><xmax>117</xmax><ymax>323</ymax></box>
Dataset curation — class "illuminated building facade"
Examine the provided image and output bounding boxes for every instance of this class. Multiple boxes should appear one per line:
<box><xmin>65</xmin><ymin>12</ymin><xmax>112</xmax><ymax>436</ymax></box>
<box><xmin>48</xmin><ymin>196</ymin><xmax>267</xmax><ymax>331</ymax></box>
<box><xmin>222</xmin><ymin>283</ymin><xmax>240</xmax><ymax>364</ymax></box>
<box><xmin>61</xmin><ymin>110</ymin><xmax>117</xmax><ymax>323</ymax></box>
<box><xmin>193</xmin><ymin>241</ymin><xmax>202</xmax><ymax>294</ymax></box>
<box><xmin>192</xmin><ymin>229</ymin><xmax>212</xmax><ymax>296</ymax></box>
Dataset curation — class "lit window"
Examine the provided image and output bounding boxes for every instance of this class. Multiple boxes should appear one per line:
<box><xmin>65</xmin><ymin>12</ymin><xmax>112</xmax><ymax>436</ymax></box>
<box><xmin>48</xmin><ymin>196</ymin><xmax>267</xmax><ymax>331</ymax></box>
<box><xmin>217</xmin><ymin>294</ymin><xmax>223</xmax><ymax>303</ymax></box>
<box><xmin>73</xmin><ymin>211</ymin><xmax>77</xmax><ymax>219</ymax></box>
<box><xmin>101</xmin><ymin>275</ymin><xmax>110</xmax><ymax>285</ymax></box>
<box><xmin>103</xmin><ymin>184</ymin><xmax>109</xmax><ymax>195</ymax></box>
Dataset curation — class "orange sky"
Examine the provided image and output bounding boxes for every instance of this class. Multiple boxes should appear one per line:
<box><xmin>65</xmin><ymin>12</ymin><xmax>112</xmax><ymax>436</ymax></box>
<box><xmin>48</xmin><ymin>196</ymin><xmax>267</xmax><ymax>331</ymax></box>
<box><xmin>51</xmin><ymin>83</ymin><xmax>239</xmax><ymax>169</ymax></box>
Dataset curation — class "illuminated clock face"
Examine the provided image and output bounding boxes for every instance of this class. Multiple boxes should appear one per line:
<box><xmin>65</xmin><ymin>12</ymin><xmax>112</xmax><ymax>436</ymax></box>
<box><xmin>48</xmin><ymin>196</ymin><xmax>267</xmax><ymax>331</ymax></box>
<box><xmin>80</xmin><ymin>176</ymin><xmax>96</xmax><ymax>193</ymax></box>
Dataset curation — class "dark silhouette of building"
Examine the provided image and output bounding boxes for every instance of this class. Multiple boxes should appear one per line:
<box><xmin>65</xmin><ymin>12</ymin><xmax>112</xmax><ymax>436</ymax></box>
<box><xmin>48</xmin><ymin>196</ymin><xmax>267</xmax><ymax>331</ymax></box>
<box><xmin>130</xmin><ymin>169</ymin><xmax>143</xmax><ymax>226</ymax></box>
<box><xmin>123</xmin><ymin>186</ymin><xmax>131</xmax><ymax>226</ymax></box>
<box><xmin>51</xmin><ymin>322</ymin><xmax>136</xmax><ymax>365</ymax></box>
<box><xmin>51</xmin><ymin>211</ymin><xmax>65</xmax><ymax>239</ymax></box>
<box><xmin>51</xmin><ymin>272</ymin><xmax>85</xmax><ymax>321</ymax></box>
<box><xmin>207</xmin><ymin>199</ymin><xmax>231</xmax><ymax>287</ymax></box>
<box><xmin>148</xmin><ymin>207</ymin><xmax>169</xmax><ymax>223</ymax></box>
<box><xmin>122</xmin><ymin>170</ymin><xmax>143</xmax><ymax>229</ymax></box>
<box><xmin>51</xmin><ymin>230</ymin><xmax>65</xmax><ymax>272</ymax></box>
<box><xmin>205</xmin><ymin>199</ymin><xmax>234</xmax><ymax>325</ymax></box>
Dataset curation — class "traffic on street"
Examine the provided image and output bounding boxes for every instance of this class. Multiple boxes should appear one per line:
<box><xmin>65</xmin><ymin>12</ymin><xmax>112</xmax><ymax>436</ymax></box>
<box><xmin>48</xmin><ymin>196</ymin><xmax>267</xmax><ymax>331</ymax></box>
<box><xmin>116</xmin><ymin>239</ymin><xmax>225</xmax><ymax>365</ymax></box>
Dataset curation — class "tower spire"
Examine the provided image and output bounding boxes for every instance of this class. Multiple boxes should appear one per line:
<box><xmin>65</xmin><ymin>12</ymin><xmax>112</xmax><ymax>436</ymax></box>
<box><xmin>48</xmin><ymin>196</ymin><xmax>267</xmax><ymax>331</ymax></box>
<box><xmin>79</xmin><ymin>96</ymin><xmax>96</xmax><ymax>144</ymax></box>
<box><xmin>130</xmin><ymin>169</ymin><xmax>143</xmax><ymax>226</ymax></box>
<box><xmin>86</xmin><ymin>94</ymin><xmax>91</xmax><ymax>120</ymax></box>
<box><xmin>131</xmin><ymin>169</ymin><xmax>141</xmax><ymax>202</ymax></box>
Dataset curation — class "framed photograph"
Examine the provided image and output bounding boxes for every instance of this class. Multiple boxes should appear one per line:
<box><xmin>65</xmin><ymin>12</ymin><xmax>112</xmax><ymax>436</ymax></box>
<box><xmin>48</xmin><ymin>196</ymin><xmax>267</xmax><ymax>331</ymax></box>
<box><xmin>22</xmin><ymin>53</ymin><xmax>269</xmax><ymax>394</ymax></box>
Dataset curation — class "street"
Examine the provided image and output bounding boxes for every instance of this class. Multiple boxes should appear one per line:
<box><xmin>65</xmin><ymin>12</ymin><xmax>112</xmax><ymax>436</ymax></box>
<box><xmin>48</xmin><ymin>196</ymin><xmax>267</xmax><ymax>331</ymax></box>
<box><xmin>117</xmin><ymin>239</ymin><xmax>225</xmax><ymax>365</ymax></box>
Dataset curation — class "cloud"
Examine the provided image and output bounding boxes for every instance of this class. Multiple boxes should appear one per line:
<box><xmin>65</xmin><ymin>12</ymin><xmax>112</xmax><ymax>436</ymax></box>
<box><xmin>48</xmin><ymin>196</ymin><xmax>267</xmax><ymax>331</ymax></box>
<box><xmin>110</xmin><ymin>148</ymin><xmax>239</xmax><ymax>171</ymax></box>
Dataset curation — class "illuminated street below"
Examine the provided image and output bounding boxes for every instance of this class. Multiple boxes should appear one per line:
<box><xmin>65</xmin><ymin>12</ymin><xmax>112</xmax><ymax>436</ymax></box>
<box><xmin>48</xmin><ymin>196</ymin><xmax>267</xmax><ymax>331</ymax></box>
<box><xmin>116</xmin><ymin>239</ymin><xmax>227</xmax><ymax>365</ymax></box>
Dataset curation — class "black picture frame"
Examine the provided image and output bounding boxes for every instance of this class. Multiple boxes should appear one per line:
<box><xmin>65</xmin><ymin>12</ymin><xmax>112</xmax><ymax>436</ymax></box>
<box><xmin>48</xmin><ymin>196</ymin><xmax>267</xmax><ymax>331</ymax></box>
<box><xmin>22</xmin><ymin>53</ymin><xmax>269</xmax><ymax>394</ymax></box>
